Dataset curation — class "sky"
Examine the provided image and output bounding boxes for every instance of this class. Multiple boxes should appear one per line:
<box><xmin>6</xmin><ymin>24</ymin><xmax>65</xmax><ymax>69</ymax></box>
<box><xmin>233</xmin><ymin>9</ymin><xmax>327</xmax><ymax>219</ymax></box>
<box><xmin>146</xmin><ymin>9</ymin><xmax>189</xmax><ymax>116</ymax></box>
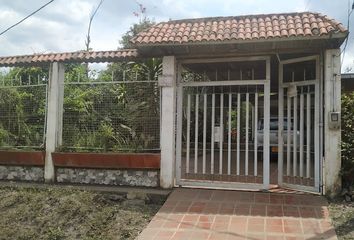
<box><xmin>0</xmin><ymin>0</ymin><xmax>353</xmax><ymax>72</ymax></box>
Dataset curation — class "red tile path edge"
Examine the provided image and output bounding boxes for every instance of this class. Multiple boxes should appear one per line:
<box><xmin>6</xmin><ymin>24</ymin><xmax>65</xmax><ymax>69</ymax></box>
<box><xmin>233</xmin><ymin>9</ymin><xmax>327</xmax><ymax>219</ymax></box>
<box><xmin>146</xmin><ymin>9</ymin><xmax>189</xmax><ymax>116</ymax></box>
<box><xmin>136</xmin><ymin>188</ymin><xmax>337</xmax><ymax>240</ymax></box>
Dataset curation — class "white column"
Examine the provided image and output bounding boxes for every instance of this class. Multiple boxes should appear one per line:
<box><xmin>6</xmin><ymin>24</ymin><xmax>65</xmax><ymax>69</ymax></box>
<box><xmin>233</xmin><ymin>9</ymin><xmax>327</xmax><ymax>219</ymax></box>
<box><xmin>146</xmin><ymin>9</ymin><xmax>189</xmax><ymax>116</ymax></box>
<box><xmin>324</xmin><ymin>49</ymin><xmax>341</xmax><ymax>196</ymax></box>
<box><xmin>159</xmin><ymin>56</ymin><xmax>177</xmax><ymax>188</ymax></box>
<box><xmin>44</xmin><ymin>62</ymin><xmax>65</xmax><ymax>182</ymax></box>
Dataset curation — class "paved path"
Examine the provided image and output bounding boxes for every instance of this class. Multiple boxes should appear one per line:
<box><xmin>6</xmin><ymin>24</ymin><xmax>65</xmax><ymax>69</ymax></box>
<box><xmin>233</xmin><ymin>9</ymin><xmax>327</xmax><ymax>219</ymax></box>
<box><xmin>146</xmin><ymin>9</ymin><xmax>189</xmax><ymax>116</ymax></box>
<box><xmin>137</xmin><ymin>188</ymin><xmax>337</xmax><ymax>240</ymax></box>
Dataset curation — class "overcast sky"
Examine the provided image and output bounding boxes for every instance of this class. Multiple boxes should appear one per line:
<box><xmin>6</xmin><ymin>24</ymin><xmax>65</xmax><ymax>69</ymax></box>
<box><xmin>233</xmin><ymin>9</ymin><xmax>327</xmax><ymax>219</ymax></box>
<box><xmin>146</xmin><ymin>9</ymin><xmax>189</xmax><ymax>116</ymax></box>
<box><xmin>0</xmin><ymin>0</ymin><xmax>353</xmax><ymax>72</ymax></box>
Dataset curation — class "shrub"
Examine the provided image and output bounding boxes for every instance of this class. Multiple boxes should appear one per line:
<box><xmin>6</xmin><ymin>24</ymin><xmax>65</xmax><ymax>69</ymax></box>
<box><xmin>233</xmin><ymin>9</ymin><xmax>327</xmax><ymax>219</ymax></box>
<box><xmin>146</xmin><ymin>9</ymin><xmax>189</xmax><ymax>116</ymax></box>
<box><xmin>341</xmin><ymin>92</ymin><xmax>354</xmax><ymax>187</ymax></box>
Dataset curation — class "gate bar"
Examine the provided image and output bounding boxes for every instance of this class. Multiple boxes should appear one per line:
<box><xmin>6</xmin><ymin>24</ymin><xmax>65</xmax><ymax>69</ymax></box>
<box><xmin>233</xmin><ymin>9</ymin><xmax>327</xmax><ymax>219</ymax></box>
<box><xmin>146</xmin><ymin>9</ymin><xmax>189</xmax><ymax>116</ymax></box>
<box><xmin>219</xmin><ymin>93</ymin><xmax>224</xmax><ymax>174</ymax></box>
<box><xmin>306</xmin><ymin>92</ymin><xmax>311</xmax><ymax>178</ymax></box>
<box><xmin>194</xmin><ymin>94</ymin><xmax>199</xmax><ymax>174</ymax></box>
<box><xmin>254</xmin><ymin>92</ymin><xmax>258</xmax><ymax>176</ymax></box>
<box><xmin>278</xmin><ymin>76</ymin><xmax>284</xmax><ymax>184</ymax></box>
<box><xmin>181</xmin><ymin>80</ymin><xmax>266</xmax><ymax>87</ymax></box>
<box><xmin>300</xmin><ymin>93</ymin><xmax>304</xmax><ymax>177</ymax></box>
<box><xmin>245</xmin><ymin>93</ymin><xmax>249</xmax><ymax>175</ymax></box>
<box><xmin>186</xmin><ymin>94</ymin><xmax>191</xmax><ymax>174</ymax></box>
<box><xmin>236</xmin><ymin>93</ymin><xmax>241</xmax><ymax>175</ymax></box>
<box><xmin>228</xmin><ymin>93</ymin><xmax>232</xmax><ymax>175</ymax></box>
<box><xmin>314</xmin><ymin>83</ymin><xmax>320</xmax><ymax>189</ymax></box>
<box><xmin>287</xmin><ymin>96</ymin><xmax>291</xmax><ymax>176</ymax></box>
<box><xmin>293</xmin><ymin>95</ymin><xmax>298</xmax><ymax>177</ymax></box>
<box><xmin>211</xmin><ymin>94</ymin><xmax>215</xmax><ymax>174</ymax></box>
<box><xmin>203</xmin><ymin>94</ymin><xmax>207</xmax><ymax>174</ymax></box>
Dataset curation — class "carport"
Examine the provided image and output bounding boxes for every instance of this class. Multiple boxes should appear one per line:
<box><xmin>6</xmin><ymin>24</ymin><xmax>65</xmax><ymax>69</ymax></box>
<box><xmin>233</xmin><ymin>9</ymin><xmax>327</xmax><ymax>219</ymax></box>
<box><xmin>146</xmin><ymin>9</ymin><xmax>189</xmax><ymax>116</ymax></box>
<box><xmin>130</xmin><ymin>12</ymin><xmax>347</xmax><ymax>195</ymax></box>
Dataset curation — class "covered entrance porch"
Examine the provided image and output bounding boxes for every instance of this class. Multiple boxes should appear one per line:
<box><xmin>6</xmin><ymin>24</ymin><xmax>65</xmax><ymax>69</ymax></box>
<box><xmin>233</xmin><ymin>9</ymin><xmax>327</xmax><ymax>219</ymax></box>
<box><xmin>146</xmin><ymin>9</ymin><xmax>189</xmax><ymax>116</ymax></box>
<box><xmin>173</xmin><ymin>55</ymin><xmax>322</xmax><ymax>193</ymax></box>
<box><xmin>131</xmin><ymin>12</ymin><xmax>346</xmax><ymax>196</ymax></box>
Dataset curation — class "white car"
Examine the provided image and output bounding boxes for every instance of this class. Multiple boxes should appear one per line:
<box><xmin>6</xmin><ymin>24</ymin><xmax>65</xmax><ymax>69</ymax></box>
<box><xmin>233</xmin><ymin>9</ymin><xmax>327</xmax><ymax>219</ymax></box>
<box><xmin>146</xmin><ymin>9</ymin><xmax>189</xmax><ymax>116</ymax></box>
<box><xmin>257</xmin><ymin>117</ymin><xmax>299</xmax><ymax>154</ymax></box>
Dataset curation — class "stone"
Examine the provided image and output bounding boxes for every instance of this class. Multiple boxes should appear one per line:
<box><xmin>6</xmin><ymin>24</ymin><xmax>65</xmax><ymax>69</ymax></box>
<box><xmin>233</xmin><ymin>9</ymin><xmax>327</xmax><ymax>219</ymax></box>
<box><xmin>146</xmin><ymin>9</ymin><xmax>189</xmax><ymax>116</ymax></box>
<box><xmin>148</xmin><ymin>171</ymin><xmax>157</xmax><ymax>178</ymax></box>
<box><xmin>55</xmin><ymin>168</ymin><xmax>158</xmax><ymax>187</ymax></box>
<box><xmin>122</xmin><ymin>199</ymin><xmax>145</xmax><ymax>207</ymax></box>
<box><xmin>104</xmin><ymin>194</ymin><xmax>126</xmax><ymax>202</ymax></box>
<box><xmin>0</xmin><ymin>166</ymin><xmax>44</xmax><ymax>182</ymax></box>
<box><xmin>345</xmin><ymin>194</ymin><xmax>352</xmax><ymax>202</ymax></box>
<box><xmin>127</xmin><ymin>191</ymin><xmax>148</xmax><ymax>200</ymax></box>
<box><xmin>341</xmin><ymin>188</ymin><xmax>349</xmax><ymax>196</ymax></box>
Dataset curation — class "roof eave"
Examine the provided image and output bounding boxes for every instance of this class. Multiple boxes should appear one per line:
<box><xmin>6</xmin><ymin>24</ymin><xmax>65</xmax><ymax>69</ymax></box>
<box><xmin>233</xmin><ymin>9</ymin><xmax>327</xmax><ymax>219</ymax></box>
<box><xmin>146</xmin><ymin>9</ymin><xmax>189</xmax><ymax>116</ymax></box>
<box><xmin>131</xmin><ymin>32</ymin><xmax>348</xmax><ymax>49</ymax></box>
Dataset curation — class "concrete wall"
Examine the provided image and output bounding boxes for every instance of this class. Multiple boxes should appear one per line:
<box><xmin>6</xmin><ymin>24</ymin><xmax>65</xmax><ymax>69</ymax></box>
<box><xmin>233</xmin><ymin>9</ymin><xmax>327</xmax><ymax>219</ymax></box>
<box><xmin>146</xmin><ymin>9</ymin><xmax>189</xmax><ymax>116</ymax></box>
<box><xmin>0</xmin><ymin>166</ymin><xmax>44</xmax><ymax>182</ymax></box>
<box><xmin>0</xmin><ymin>164</ymin><xmax>159</xmax><ymax>187</ymax></box>
<box><xmin>159</xmin><ymin>56</ymin><xmax>177</xmax><ymax>188</ymax></box>
<box><xmin>323</xmin><ymin>49</ymin><xmax>342</xmax><ymax>197</ymax></box>
<box><xmin>56</xmin><ymin>168</ymin><xmax>159</xmax><ymax>187</ymax></box>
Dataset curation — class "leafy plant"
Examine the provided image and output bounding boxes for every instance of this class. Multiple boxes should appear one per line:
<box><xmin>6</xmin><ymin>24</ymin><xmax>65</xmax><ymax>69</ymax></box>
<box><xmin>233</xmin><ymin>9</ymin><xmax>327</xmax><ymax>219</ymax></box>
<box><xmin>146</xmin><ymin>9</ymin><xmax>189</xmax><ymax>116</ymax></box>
<box><xmin>341</xmin><ymin>92</ymin><xmax>354</xmax><ymax>187</ymax></box>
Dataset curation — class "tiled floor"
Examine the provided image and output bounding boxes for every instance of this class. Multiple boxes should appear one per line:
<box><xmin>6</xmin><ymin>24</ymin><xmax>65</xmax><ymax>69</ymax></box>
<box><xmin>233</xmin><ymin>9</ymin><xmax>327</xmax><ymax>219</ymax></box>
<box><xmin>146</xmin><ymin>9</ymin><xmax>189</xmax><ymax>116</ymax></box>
<box><xmin>137</xmin><ymin>188</ymin><xmax>337</xmax><ymax>240</ymax></box>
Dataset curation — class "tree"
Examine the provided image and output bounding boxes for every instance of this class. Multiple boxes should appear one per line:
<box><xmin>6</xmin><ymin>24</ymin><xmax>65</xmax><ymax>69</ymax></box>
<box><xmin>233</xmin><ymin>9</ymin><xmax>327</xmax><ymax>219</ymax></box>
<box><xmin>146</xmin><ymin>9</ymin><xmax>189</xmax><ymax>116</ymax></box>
<box><xmin>119</xmin><ymin>19</ymin><xmax>155</xmax><ymax>48</ymax></box>
<box><xmin>85</xmin><ymin>0</ymin><xmax>104</xmax><ymax>51</ymax></box>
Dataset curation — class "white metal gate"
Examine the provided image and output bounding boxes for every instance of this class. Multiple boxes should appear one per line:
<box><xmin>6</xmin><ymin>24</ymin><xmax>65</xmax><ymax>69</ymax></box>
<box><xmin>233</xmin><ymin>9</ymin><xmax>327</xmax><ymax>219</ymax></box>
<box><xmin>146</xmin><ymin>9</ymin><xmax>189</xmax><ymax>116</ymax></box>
<box><xmin>176</xmin><ymin>57</ymin><xmax>271</xmax><ymax>190</ymax></box>
<box><xmin>278</xmin><ymin>56</ymin><xmax>321</xmax><ymax>193</ymax></box>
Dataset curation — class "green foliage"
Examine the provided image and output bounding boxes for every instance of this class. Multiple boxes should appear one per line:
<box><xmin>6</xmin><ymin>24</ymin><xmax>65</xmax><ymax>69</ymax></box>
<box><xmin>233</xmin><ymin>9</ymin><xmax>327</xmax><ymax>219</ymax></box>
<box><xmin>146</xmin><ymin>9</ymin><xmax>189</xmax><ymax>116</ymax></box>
<box><xmin>341</xmin><ymin>92</ymin><xmax>354</xmax><ymax>187</ymax></box>
<box><xmin>61</xmin><ymin>60</ymin><xmax>161</xmax><ymax>152</ymax></box>
<box><xmin>5</xmin><ymin>67</ymin><xmax>48</xmax><ymax>85</ymax></box>
<box><xmin>0</xmin><ymin>20</ymin><xmax>162</xmax><ymax>152</ymax></box>
<box><xmin>0</xmin><ymin>67</ymin><xmax>47</xmax><ymax>149</ymax></box>
<box><xmin>119</xmin><ymin>19</ymin><xmax>155</xmax><ymax>48</ymax></box>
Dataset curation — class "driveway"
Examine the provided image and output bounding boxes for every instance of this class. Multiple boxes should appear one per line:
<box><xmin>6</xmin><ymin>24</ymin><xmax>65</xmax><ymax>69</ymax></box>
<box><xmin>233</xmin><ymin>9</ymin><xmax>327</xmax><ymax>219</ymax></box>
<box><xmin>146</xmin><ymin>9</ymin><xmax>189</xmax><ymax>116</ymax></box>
<box><xmin>136</xmin><ymin>188</ymin><xmax>337</xmax><ymax>240</ymax></box>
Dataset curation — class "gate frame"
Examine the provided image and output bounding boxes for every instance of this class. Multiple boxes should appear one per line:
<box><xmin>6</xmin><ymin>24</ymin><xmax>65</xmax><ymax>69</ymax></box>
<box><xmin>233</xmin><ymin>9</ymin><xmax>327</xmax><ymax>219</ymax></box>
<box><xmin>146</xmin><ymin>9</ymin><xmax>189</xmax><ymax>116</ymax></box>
<box><xmin>175</xmin><ymin>56</ymin><xmax>271</xmax><ymax>190</ymax></box>
<box><xmin>278</xmin><ymin>55</ymin><xmax>322</xmax><ymax>193</ymax></box>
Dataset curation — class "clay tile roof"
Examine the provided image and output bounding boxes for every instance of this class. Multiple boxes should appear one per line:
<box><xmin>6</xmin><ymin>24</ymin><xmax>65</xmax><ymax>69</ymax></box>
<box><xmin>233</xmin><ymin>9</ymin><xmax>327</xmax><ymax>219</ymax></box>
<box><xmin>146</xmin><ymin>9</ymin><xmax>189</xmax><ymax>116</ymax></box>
<box><xmin>0</xmin><ymin>49</ymin><xmax>138</xmax><ymax>67</ymax></box>
<box><xmin>131</xmin><ymin>12</ymin><xmax>347</xmax><ymax>45</ymax></box>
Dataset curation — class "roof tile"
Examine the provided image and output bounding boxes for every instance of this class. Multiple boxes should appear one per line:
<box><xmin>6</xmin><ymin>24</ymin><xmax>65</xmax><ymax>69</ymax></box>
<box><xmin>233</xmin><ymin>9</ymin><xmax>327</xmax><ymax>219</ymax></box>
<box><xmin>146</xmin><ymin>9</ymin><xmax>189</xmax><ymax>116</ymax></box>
<box><xmin>131</xmin><ymin>12</ymin><xmax>347</xmax><ymax>45</ymax></box>
<box><xmin>0</xmin><ymin>49</ymin><xmax>138</xmax><ymax>67</ymax></box>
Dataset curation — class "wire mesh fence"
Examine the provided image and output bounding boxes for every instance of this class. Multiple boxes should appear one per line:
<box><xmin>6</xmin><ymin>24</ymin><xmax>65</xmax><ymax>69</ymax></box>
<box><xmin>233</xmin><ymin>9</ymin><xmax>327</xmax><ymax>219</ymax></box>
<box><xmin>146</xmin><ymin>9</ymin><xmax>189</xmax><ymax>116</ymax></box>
<box><xmin>0</xmin><ymin>77</ymin><xmax>47</xmax><ymax>150</ymax></box>
<box><xmin>61</xmin><ymin>77</ymin><xmax>160</xmax><ymax>152</ymax></box>
<box><xmin>0</xmin><ymin>62</ymin><xmax>161</xmax><ymax>153</ymax></box>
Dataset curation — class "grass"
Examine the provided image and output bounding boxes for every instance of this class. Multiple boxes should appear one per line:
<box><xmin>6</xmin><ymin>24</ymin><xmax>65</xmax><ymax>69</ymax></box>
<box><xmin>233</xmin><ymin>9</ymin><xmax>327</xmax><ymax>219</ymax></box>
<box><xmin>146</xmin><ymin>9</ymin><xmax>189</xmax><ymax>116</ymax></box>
<box><xmin>0</xmin><ymin>186</ymin><xmax>164</xmax><ymax>240</ymax></box>
<box><xmin>329</xmin><ymin>200</ymin><xmax>354</xmax><ymax>240</ymax></box>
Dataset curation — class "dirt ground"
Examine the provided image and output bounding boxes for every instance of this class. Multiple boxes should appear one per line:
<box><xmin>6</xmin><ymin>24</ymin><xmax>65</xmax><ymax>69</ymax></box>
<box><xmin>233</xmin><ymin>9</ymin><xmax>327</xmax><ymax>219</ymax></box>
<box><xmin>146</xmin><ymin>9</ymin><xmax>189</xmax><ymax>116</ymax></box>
<box><xmin>0</xmin><ymin>186</ymin><xmax>164</xmax><ymax>240</ymax></box>
<box><xmin>329</xmin><ymin>200</ymin><xmax>354</xmax><ymax>240</ymax></box>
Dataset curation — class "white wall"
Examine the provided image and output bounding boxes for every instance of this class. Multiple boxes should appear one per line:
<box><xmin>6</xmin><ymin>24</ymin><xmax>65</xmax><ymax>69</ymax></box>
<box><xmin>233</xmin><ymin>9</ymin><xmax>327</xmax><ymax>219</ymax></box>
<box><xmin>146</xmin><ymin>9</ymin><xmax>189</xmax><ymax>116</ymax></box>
<box><xmin>44</xmin><ymin>62</ymin><xmax>65</xmax><ymax>182</ymax></box>
<box><xmin>159</xmin><ymin>56</ymin><xmax>177</xmax><ymax>188</ymax></box>
<box><xmin>323</xmin><ymin>49</ymin><xmax>342</xmax><ymax>197</ymax></box>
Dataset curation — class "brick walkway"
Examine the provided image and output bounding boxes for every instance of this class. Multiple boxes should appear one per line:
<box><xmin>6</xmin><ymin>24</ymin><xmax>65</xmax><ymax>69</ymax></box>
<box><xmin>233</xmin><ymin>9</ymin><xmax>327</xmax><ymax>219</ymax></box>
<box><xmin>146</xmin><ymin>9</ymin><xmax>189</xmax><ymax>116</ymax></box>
<box><xmin>136</xmin><ymin>188</ymin><xmax>337</xmax><ymax>240</ymax></box>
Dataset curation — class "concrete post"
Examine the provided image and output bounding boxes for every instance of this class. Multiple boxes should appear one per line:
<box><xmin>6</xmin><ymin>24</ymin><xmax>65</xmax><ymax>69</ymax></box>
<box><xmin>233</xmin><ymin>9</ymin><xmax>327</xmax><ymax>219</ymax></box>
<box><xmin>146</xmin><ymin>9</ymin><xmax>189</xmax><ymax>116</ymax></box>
<box><xmin>158</xmin><ymin>56</ymin><xmax>177</xmax><ymax>188</ymax></box>
<box><xmin>323</xmin><ymin>49</ymin><xmax>341</xmax><ymax>197</ymax></box>
<box><xmin>44</xmin><ymin>62</ymin><xmax>65</xmax><ymax>182</ymax></box>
